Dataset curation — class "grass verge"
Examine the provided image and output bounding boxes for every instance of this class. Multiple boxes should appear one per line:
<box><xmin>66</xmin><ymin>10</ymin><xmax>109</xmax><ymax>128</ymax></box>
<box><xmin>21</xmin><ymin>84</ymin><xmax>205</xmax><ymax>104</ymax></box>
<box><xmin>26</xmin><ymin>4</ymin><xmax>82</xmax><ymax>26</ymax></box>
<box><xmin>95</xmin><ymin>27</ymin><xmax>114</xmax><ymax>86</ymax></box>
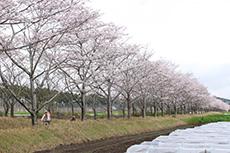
<box><xmin>0</xmin><ymin>112</ymin><xmax>227</xmax><ymax>153</ymax></box>
<box><xmin>183</xmin><ymin>112</ymin><xmax>230</xmax><ymax>124</ymax></box>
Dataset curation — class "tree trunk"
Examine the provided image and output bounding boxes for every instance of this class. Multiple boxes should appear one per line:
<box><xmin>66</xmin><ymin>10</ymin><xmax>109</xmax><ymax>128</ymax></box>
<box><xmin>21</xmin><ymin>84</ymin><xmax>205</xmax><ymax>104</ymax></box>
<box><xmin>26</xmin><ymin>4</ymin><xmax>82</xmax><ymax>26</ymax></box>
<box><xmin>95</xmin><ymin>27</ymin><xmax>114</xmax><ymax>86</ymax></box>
<box><xmin>31</xmin><ymin>112</ymin><xmax>37</xmax><ymax>126</ymax></box>
<box><xmin>141</xmin><ymin>108</ymin><xmax>146</xmax><ymax>118</ymax></box>
<box><xmin>81</xmin><ymin>94</ymin><xmax>86</xmax><ymax>121</ymax></box>
<box><xmin>29</xmin><ymin>48</ymin><xmax>38</xmax><ymax>126</ymax></box>
<box><xmin>4</xmin><ymin>107</ymin><xmax>9</xmax><ymax>117</ymax></box>
<box><xmin>71</xmin><ymin>103</ymin><xmax>74</xmax><ymax>116</ymax></box>
<box><xmin>180</xmin><ymin>105</ymin><xmax>183</xmax><ymax>114</ymax></box>
<box><xmin>150</xmin><ymin>105</ymin><xmax>153</xmax><ymax>115</ymax></box>
<box><xmin>10</xmin><ymin>102</ymin><xmax>14</xmax><ymax>117</ymax></box>
<box><xmin>107</xmin><ymin>80</ymin><xmax>112</xmax><ymax>120</ymax></box>
<box><xmin>183</xmin><ymin>105</ymin><xmax>186</xmax><ymax>114</ymax></box>
<box><xmin>132</xmin><ymin>103</ymin><xmax>136</xmax><ymax>116</ymax></box>
<box><xmin>174</xmin><ymin>104</ymin><xmax>177</xmax><ymax>116</ymax></box>
<box><xmin>154</xmin><ymin>102</ymin><xmax>157</xmax><ymax>117</ymax></box>
<box><xmin>127</xmin><ymin>94</ymin><xmax>131</xmax><ymax>119</ymax></box>
<box><xmin>93</xmin><ymin>108</ymin><xmax>97</xmax><ymax>120</ymax></box>
<box><xmin>30</xmin><ymin>76</ymin><xmax>37</xmax><ymax>126</ymax></box>
<box><xmin>111</xmin><ymin>101</ymin><xmax>113</xmax><ymax>117</ymax></box>
<box><xmin>80</xmin><ymin>83</ymin><xmax>86</xmax><ymax>121</ymax></box>
<box><xmin>122</xmin><ymin>102</ymin><xmax>126</xmax><ymax>118</ymax></box>
<box><xmin>161</xmin><ymin>103</ymin><xmax>164</xmax><ymax>116</ymax></box>
<box><xmin>141</xmin><ymin>98</ymin><xmax>146</xmax><ymax>118</ymax></box>
<box><xmin>167</xmin><ymin>105</ymin><xmax>171</xmax><ymax>115</ymax></box>
<box><xmin>188</xmin><ymin>103</ymin><xmax>192</xmax><ymax>114</ymax></box>
<box><xmin>3</xmin><ymin>103</ymin><xmax>9</xmax><ymax>117</ymax></box>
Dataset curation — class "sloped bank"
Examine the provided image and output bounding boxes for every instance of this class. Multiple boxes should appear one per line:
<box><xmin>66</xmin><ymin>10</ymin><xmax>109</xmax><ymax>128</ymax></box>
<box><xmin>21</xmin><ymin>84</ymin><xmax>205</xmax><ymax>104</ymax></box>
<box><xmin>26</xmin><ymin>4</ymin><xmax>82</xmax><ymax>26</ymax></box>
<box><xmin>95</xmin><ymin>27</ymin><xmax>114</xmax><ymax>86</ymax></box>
<box><xmin>35</xmin><ymin>124</ymin><xmax>197</xmax><ymax>153</ymax></box>
<box><xmin>34</xmin><ymin>113</ymin><xmax>229</xmax><ymax>153</ymax></box>
<box><xmin>0</xmin><ymin>113</ymin><xmax>225</xmax><ymax>153</ymax></box>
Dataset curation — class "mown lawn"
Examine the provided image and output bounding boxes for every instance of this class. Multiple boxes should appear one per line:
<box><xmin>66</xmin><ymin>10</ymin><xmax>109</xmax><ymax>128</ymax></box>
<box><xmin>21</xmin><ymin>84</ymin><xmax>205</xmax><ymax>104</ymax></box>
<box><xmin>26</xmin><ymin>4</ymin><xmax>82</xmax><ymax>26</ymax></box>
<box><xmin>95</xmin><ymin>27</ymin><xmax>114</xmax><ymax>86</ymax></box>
<box><xmin>0</xmin><ymin>112</ymin><xmax>227</xmax><ymax>153</ymax></box>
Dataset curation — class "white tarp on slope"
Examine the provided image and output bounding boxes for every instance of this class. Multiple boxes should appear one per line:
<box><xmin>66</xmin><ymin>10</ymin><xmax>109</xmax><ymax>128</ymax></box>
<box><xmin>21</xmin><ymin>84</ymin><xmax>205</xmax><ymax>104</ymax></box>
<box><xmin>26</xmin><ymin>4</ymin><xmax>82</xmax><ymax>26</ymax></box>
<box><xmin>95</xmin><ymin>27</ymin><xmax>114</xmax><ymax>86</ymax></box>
<box><xmin>126</xmin><ymin>122</ymin><xmax>230</xmax><ymax>153</ymax></box>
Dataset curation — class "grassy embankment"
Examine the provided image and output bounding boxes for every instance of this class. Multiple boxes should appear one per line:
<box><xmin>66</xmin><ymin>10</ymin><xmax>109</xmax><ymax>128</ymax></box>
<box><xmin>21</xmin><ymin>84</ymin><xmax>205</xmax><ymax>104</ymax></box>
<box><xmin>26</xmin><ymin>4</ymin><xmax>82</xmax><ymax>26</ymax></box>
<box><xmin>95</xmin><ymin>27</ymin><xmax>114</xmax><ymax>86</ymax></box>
<box><xmin>182</xmin><ymin>112</ymin><xmax>230</xmax><ymax>124</ymax></box>
<box><xmin>0</xmin><ymin>112</ymin><xmax>229</xmax><ymax>153</ymax></box>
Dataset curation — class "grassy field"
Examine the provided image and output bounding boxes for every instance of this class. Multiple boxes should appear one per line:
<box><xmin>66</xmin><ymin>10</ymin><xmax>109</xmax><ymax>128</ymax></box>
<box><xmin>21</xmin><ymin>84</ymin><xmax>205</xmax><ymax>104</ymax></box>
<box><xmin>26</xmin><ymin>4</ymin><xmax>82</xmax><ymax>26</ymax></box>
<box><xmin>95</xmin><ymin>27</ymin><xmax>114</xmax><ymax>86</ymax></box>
<box><xmin>0</xmin><ymin>112</ymin><xmax>228</xmax><ymax>153</ymax></box>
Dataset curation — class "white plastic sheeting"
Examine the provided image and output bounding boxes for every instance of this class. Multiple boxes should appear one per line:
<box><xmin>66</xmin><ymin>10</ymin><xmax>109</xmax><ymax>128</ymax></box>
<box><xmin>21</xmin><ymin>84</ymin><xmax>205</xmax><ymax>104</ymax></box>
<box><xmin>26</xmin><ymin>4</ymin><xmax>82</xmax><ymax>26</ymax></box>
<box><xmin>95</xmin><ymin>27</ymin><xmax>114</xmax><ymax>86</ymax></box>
<box><xmin>126</xmin><ymin>122</ymin><xmax>230</xmax><ymax>153</ymax></box>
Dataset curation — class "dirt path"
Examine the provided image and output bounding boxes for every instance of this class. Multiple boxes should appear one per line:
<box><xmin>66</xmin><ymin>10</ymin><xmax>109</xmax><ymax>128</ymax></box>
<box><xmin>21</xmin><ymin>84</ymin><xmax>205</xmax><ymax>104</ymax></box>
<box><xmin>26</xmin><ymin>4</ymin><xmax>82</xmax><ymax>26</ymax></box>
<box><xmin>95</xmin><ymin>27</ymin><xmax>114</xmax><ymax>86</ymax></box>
<box><xmin>35</xmin><ymin>124</ymin><xmax>196</xmax><ymax>153</ymax></box>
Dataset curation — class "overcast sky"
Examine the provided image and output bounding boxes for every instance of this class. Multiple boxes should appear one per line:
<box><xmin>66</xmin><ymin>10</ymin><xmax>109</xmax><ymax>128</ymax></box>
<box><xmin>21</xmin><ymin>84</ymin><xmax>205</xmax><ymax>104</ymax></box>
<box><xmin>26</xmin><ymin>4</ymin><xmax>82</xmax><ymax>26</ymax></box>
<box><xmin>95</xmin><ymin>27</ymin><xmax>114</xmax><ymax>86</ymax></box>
<box><xmin>90</xmin><ymin>0</ymin><xmax>230</xmax><ymax>99</ymax></box>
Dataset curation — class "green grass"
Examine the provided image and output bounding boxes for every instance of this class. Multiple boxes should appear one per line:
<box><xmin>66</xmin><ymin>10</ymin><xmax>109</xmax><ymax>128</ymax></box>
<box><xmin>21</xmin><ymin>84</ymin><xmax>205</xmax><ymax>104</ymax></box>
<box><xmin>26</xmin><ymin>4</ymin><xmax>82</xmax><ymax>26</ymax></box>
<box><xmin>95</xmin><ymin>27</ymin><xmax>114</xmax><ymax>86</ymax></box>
<box><xmin>0</xmin><ymin>112</ymin><xmax>227</xmax><ymax>153</ymax></box>
<box><xmin>183</xmin><ymin>113</ymin><xmax>230</xmax><ymax>124</ymax></box>
<box><xmin>87</xmin><ymin>111</ymin><xmax>105</xmax><ymax>117</ymax></box>
<box><xmin>14</xmin><ymin>111</ymin><xmax>30</xmax><ymax>115</ymax></box>
<box><xmin>86</xmin><ymin>111</ymin><xmax>124</xmax><ymax>118</ymax></box>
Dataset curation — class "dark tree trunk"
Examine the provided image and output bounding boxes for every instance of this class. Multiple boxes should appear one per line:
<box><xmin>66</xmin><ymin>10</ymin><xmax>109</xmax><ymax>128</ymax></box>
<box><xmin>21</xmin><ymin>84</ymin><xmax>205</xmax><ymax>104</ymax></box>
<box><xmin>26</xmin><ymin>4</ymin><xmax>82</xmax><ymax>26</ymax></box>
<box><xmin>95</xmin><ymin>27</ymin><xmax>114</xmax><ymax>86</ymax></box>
<box><xmin>4</xmin><ymin>107</ymin><xmax>9</xmax><ymax>117</ymax></box>
<box><xmin>122</xmin><ymin>102</ymin><xmax>126</xmax><ymax>118</ymax></box>
<box><xmin>3</xmin><ymin>102</ymin><xmax>9</xmax><ymax>117</ymax></box>
<box><xmin>81</xmin><ymin>93</ymin><xmax>86</xmax><ymax>121</ymax></box>
<box><xmin>132</xmin><ymin>103</ymin><xmax>136</xmax><ymax>116</ymax></box>
<box><xmin>10</xmin><ymin>102</ymin><xmax>14</xmax><ymax>117</ymax></box>
<box><xmin>31</xmin><ymin>113</ymin><xmax>36</xmax><ymax>126</ymax></box>
<box><xmin>141</xmin><ymin>98</ymin><xmax>146</xmax><ymax>118</ymax></box>
<box><xmin>80</xmin><ymin>83</ymin><xmax>86</xmax><ymax>121</ymax></box>
<box><xmin>127</xmin><ymin>94</ymin><xmax>131</xmax><ymax>119</ymax></box>
<box><xmin>107</xmin><ymin>80</ymin><xmax>112</xmax><ymax>120</ymax></box>
<box><xmin>183</xmin><ymin>105</ymin><xmax>186</xmax><ymax>114</ymax></box>
<box><xmin>174</xmin><ymin>104</ymin><xmax>177</xmax><ymax>116</ymax></box>
<box><xmin>111</xmin><ymin>101</ymin><xmax>113</xmax><ymax>117</ymax></box>
<box><xmin>71</xmin><ymin>103</ymin><xmax>74</xmax><ymax>116</ymax></box>
<box><xmin>29</xmin><ymin>48</ymin><xmax>38</xmax><ymax>126</ymax></box>
<box><xmin>93</xmin><ymin>108</ymin><xmax>97</xmax><ymax>120</ymax></box>
<box><xmin>153</xmin><ymin>102</ymin><xmax>157</xmax><ymax>117</ymax></box>
<box><xmin>161</xmin><ymin>103</ymin><xmax>164</xmax><ymax>116</ymax></box>
<box><xmin>141</xmin><ymin>108</ymin><xmax>146</xmax><ymax>118</ymax></box>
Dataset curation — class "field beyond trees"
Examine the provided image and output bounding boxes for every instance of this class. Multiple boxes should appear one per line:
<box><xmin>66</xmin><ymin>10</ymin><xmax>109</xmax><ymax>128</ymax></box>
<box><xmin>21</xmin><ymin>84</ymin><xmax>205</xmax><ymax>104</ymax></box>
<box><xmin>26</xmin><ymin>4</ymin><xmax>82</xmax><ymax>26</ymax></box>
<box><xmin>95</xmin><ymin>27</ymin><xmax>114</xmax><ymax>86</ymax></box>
<box><xmin>0</xmin><ymin>112</ymin><xmax>229</xmax><ymax>153</ymax></box>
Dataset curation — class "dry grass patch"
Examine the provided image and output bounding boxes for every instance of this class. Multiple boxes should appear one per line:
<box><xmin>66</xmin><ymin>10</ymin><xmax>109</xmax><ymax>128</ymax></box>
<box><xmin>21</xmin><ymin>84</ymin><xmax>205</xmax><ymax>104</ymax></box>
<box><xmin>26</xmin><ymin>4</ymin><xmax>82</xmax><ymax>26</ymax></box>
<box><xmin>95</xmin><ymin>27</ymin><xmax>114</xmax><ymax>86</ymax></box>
<box><xmin>0</xmin><ymin>113</ymin><xmax>219</xmax><ymax>153</ymax></box>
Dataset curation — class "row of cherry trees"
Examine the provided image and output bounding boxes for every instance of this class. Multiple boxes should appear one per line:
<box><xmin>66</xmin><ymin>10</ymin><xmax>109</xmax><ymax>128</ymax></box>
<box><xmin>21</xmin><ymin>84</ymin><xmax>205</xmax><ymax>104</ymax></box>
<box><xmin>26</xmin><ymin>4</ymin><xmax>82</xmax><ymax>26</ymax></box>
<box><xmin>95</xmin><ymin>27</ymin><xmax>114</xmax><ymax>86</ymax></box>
<box><xmin>0</xmin><ymin>0</ymin><xmax>228</xmax><ymax>125</ymax></box>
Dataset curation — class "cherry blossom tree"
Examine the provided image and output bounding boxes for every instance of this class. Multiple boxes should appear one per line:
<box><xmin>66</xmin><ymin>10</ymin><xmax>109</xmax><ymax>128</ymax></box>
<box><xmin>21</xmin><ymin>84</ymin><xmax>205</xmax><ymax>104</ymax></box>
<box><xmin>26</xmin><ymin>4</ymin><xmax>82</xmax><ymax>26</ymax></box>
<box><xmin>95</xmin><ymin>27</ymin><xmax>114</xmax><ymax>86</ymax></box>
<box><xmin>59</xmin><ymin>22</ymin><xmax>124</xmax><ymax>120</ymax></box>
<box><xmin>0</xmin><ymin>59</ymin><xmax>27</xmax><ymax>117</ymax></box>
<box><xmin>0</xmin><ymin>0</ymin><xmax>98</xmax><ymax>125</ymax></box>
<box><xmin>118</xmin><ymin>50</ymin><xmax>152</xmax><ymax>118</ymax></box>
<box><xmin>91</xmin><ymin>43</ymin><xmax>138</xmax><ymax>119</ymax></box>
